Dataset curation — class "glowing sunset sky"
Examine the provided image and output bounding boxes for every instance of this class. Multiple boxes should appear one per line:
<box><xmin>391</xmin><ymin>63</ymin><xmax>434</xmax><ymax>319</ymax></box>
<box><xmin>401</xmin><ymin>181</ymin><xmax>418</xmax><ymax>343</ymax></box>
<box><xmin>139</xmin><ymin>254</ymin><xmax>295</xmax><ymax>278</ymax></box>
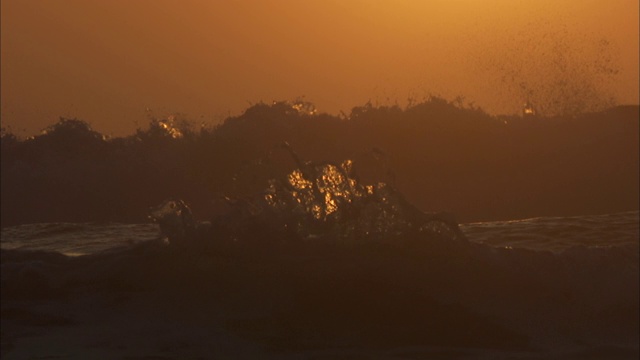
<box><xmin>1</xmin><ymin>0</ymin><xmax>638</xmax><ymax>136</ymax></box>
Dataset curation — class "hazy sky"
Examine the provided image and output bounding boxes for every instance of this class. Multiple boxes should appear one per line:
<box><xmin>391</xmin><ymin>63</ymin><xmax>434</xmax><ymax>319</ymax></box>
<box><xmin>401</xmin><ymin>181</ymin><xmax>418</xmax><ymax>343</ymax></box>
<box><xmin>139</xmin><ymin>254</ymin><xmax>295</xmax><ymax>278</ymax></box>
<box><xmin>2</xmin><ymin>0</ymin><xmax>638</xmax><ymax>136</ymax></box>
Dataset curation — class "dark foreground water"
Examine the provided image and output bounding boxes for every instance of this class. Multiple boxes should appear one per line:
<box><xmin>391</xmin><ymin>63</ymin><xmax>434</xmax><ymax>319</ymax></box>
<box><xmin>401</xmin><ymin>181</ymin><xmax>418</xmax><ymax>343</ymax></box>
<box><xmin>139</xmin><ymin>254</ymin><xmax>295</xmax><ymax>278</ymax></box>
<box><xmin>1</xmin><ymin>211</ymin><xmax>638</xmax><ymax>359</ymax></box>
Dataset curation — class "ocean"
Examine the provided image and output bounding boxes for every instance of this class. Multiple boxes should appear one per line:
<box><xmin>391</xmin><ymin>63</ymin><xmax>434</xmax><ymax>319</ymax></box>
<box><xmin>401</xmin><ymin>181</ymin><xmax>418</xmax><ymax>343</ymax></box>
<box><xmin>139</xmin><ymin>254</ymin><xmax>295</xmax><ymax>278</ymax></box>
<box><xmin>2</xmin><ymin>211</ymin><xmax>638</xmax><ymax>256</ymax></box>
<box><xmin>1</xmin><ymin>103</ymin><xmax>638</xmax><ymax>358</ymax></box>
<box><xmin>2</xmin><ymin>210</ymin><xmax>638</xmax><ymax>359</ymax></box>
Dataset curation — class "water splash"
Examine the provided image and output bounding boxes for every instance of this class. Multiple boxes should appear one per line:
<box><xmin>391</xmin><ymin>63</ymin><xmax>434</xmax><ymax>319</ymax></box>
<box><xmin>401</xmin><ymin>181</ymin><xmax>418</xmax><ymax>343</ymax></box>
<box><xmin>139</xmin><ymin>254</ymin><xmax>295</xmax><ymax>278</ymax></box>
<box><xmin>477</xmin><ymin>22</ymin><xmax>621</xmax><ymax>117</ymax></box>
<box><xmin>150</xmin><ymin>147</ymin><xmax>465</xmax><ymax>244</ymax></box>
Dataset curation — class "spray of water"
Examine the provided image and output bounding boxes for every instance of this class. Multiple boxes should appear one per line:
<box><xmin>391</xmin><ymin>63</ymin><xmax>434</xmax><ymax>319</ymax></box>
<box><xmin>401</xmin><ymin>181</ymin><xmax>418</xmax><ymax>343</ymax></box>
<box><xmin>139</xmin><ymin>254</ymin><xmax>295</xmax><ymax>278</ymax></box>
<box><xmin>477</xmin><ymin>21</ymin><xmax>620</xmax><ymax>117</ymax></box>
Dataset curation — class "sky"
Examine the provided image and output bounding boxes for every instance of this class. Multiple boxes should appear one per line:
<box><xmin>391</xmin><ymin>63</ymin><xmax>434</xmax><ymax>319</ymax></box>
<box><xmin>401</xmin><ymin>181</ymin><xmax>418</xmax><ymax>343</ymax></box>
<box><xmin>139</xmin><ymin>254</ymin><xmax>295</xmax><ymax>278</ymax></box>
<box><xmin>1</xmin><ymin>0</ymin><xmax>638</xmax><ymax>137</ymax></box>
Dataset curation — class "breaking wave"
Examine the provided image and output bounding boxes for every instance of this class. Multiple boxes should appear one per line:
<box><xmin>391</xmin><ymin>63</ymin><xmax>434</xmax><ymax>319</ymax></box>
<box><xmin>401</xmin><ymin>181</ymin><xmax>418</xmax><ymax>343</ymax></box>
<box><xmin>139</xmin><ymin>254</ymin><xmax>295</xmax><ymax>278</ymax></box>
<box><xmin>1</xmin><ymin>99</ymin><xmax>638</xmax><ymax>358</ymax></box>
<box><xmin>1</xmin><ymin>150</ymin><xmax>638</xmax><ymax>357</ymax></box>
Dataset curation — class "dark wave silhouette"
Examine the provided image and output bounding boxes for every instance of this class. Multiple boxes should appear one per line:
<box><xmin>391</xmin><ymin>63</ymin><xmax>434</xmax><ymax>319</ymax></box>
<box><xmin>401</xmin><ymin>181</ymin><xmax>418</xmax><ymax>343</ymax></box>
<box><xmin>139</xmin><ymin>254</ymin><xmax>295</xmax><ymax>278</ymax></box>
<box><xmin>2</xmin><ymin>220</ymin><xmax>637</xmax><ymax>356</ymax></box>
<box><xmin>1</xmin><ymin>98</ymin><xmax>638</xmax><ymax>227</ymax></box>
<box><xmin>1</xmin><ymin>99</ymin><xmax>638</xmax><ymax>356</ymax></box>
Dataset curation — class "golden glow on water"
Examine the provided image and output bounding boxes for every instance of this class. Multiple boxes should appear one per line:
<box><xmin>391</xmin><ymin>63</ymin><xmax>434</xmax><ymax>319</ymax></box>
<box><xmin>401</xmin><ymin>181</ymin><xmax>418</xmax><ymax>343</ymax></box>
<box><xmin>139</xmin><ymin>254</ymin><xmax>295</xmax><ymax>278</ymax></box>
<box><xmin>278</xmin><ymin>160</ymin><xmax>373</xmax><ymax>222</ymax></box>
<box><xmin>287</xmin><ymin>169</ymin><xmax>313</xmax><ymax>190</ymax></box>
<box><xmin>257</xmin><ymin>154</ymin><xmax>467</xmax><ymax>240</ymax></box>
<box><xmin>291</xmin><ymin>101</ymin><xmax>318</xmax><ymax>116</ymax></box>
<box><xmin>158</xmin><ymin>116</ymin><xmax>184</xmax><ymax>139</ymax></box>
<box><xmin>325</xmin><ymin>193</ymin><xmax>338</xmax><ymax>215</ymax></box>
<box><xmin>523</xmin><ymin>102</ymin><xmax>536</xmax><ymax>117</ymax></box>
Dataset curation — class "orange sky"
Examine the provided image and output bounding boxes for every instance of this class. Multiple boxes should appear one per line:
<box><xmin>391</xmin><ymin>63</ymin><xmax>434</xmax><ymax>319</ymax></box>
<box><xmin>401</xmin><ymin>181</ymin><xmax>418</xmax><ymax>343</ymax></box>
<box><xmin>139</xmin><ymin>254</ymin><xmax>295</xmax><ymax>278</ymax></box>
<box><xmin>1</xmin><ymin>0</ymin><xmax>638</xmax><ymax>136</ymax></box>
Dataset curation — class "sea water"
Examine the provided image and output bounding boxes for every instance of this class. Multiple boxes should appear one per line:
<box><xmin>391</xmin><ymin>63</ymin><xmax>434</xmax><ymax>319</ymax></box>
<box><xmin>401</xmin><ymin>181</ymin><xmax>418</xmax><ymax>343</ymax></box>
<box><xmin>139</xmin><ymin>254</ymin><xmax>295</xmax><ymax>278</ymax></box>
<box><xmin>1</xmin><ymin>210</ymin><xmax>638</xmax><ymax>358</ymax></box>
<box><xmin>461</xmin><ymin>210</ymin><xmax>639</xmax><ymax>253</ymax></box>
<box><xmin>2</xmin><ymin>211</ymin><xmax>637</xmax><ymax>256</ymax></box>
